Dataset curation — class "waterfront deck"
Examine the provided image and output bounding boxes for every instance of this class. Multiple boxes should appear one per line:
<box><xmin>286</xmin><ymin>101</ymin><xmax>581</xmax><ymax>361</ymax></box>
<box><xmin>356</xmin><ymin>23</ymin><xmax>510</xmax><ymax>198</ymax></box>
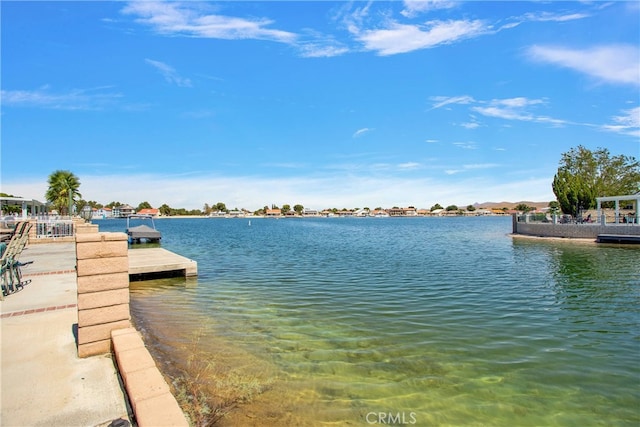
<box><xmin>128</xmin><ymin>248</ymin><xmax>198</xmax><ymax>279</ymax></box>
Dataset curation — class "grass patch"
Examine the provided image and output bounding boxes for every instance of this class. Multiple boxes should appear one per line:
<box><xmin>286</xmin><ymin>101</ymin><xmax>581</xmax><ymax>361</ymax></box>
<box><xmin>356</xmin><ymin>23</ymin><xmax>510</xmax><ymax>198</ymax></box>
<box><xmin>169</xmin><ymin>330</ymin><xmax>272</xmax><ymax>426</ymax></box>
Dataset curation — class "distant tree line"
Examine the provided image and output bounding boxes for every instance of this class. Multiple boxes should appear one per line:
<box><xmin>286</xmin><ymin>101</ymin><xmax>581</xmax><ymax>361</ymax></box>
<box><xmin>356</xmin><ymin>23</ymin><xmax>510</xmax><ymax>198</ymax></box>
<box><xmin>41</xmin><ymin>146</ymin><xmax>638</xmax><ymax>220</ymax></box>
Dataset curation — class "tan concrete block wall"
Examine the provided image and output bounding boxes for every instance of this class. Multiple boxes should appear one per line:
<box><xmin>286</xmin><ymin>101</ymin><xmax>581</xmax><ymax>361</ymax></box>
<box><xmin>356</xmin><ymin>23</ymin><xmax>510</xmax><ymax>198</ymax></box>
<box><xmin>77</xmin><ymin>256</ymin><xmax>128</xmax><ymax>276</ymax></box>
<box><xmin>77</xmin><ymin>232</ymin><xmax>131</xmax><ymax>358</ymax></box>
<box><xmin>78</xmin><ymin>304</ymin><xmax>130</xmax><ymax>327</ymax></box>
<box><xmin>76</xmin><ymin>239</ymin><xmax>128</xmax><ymax>260</ymax></box>
<box><xmin>77</xmin><ymin>272</ymin><xmax>129</xmax><ymax>293</ymax></box>
<box><xmin>78</xmin><ymin>288</ymin><xmax>130</xmax><ymax>310</ymax></box>
<box><xmin>76</xmin><ymin>223</ymin><xmax>99</xmax><ymax>235</ymax></box>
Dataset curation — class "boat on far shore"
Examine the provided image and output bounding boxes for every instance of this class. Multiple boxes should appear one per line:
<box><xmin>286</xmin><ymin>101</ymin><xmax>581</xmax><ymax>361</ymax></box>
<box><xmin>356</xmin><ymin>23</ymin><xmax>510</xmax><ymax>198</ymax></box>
<box><xmin>126</xmin><ymin>214</ymin><xmax>161</xmax><ymax>244</ymax></box>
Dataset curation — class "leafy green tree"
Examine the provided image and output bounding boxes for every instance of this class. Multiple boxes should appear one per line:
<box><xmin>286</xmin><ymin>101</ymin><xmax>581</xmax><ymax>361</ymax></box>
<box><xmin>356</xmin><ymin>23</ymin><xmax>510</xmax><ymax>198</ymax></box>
<box><xmin>552</xmin><ymin>146</ymin><xmax>639</xmax><ymax>216</ymax></box>
<box><xmin>445</xmin><ymin>205</ymin><xmax>458</xmax><ymax>211</ymax></box>
<box><xmin>209</xmin><ymin>202</ymin><xmax>228</xmax><ymax>213</ymax></box>
<box><xmin>548</xmin><ymin>201</ymin><xmax>561</xmax><ymax>214</ymax></box>
<box><xmin>87</xmin><ymin>200</ymin><xmax>103</xmax><ymax>209</ymax></box>
<box><xmin>159</xmin><ymin>204</ymin><xmax>172</xmax><ymax>216</ymax></box>
<box><xmin>515</xmin><ymin>203</ymin><xmax>533</xmax><ymax>213</ymax></box>
<box><xmin>137</xmin><ymin>201</ymin><xmax>152</xmax><ymax>211</ymax></box>
<box><xmin>45</xmin><ymin>170</ymin><xmax>81</xmax><ymax>216</ymax></box>
<box><xmin>293</xmin><ymin>204</ymin><xmax>304</xmax><ymax>214</ymax></box>
<box><xmin>282</xmin><ymin>204</ymin><xmax>291</xmax><ymax>214</ymax></box>
<box><xmin>431</xmin><ymin>203</ymin><xmax>443</xmax><ymax>211</ymax></box>
<box><xmin>466</xmin><ymin>205</ymin><xmax>476</xmax><ymax>212</ymax></box>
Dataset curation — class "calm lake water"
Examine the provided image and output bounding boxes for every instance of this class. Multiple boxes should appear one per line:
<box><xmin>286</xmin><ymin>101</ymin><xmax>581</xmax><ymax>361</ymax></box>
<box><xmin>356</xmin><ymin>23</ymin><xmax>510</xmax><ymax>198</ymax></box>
<box><xmin>96</xmin><ymin>216</ymin><xmax>640</xmax><ymax>426</ymax></box>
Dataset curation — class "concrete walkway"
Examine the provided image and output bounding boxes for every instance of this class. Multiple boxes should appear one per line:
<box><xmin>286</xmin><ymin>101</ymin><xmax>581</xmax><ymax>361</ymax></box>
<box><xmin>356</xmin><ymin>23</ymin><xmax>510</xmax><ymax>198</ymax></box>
<box><xmin>1</xmin><ymin>243</ymin><xmax>131</xmax><ymax>427</ymax></box>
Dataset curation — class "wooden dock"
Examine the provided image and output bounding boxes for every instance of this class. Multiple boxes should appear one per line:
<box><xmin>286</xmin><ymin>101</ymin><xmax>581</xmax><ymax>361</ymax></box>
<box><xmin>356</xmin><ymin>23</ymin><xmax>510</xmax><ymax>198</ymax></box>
<box><xmin>128</xmin><ymin>248</ymin><xmax>198</xmax><ymax>280</ymax></box>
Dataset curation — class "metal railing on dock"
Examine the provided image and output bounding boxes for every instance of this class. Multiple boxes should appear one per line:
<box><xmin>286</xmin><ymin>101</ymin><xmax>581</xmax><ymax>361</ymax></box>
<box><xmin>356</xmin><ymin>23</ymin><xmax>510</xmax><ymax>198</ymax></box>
<box><xmin>35</xmin><ymin>219</ymin><xmax>74</xmax><ymax>238</ymax></box>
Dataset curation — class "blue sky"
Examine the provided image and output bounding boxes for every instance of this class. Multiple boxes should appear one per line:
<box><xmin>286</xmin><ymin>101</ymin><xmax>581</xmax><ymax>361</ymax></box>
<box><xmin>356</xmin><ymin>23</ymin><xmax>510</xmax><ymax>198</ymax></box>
<box><xmin>2</xmin><ymin>1</ymin><xmax>639</xmax><ymax>211</ymax></box>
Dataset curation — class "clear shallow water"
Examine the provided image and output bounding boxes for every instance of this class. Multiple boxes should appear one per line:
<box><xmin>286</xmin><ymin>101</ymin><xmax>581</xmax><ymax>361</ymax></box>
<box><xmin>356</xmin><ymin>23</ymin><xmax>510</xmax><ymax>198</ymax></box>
<box><xmin>96</xmin><ymin>217</ymin><xmax>640</xmax><ymax>426</ymax></box>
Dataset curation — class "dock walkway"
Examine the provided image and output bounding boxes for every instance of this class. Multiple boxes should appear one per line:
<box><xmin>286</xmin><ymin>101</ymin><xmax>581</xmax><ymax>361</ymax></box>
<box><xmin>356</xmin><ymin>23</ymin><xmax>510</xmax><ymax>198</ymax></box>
<box><xmin>128</xmin><ymin>248</ymin><xmax>197</xmax><ymax>279</ymax></box>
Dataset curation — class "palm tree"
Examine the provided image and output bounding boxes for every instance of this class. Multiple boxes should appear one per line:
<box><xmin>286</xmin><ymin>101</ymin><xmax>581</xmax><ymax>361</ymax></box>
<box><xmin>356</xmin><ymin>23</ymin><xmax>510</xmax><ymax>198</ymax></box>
<box><xmin>45</xmin><ymin>170</ymin><xmax>82</xmax><ymax>216</ymax></box>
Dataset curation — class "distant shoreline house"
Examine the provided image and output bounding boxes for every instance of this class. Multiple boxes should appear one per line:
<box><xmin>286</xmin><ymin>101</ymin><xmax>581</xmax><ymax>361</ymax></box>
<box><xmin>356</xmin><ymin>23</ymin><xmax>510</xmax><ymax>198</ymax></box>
<box><xmin>113</xmin><ymin>204</ymin><xmax>136</xmax><ymax>218</ymax></box>
<box><xmin>94</xmin><ymin>207</ymin><xmax>113</xmax><ymax>218</ymax></box>
<box><xmin>265</xmin><ymin>208</ymin><xmax>281</xmax><ymax>217</ymax></box>
<box><xmin>137</xmin><ymin>208</ymin><xmax>160</xmax><ymax>217</ymax></box>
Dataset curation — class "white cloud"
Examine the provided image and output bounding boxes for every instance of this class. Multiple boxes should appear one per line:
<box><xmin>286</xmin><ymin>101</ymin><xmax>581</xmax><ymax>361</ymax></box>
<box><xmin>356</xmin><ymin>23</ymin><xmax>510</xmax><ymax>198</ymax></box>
<box><xmin>453</xmin><ymin>141</ymin><xmax>477</xmax><ymax>150</ymax></box>
<box><xmin>471</xmin><ymin>97</ymin><xmax>569</xmax><ymax>126</ymax></box>
<box><xmin>355</xmin><ymin>19</ymin><xmax>488</xmax><ymax>55</ymax></box>
<box><xmin>527</xmin><ymin>44</ymin><xmax>640</xmax><ymax>86</ymax></box>
<box><xmin>401</xmin><ymin>0</ymin><xmax>457</xmax><ymax>18</ymax></box>
<box><xmin>1</xmin><ymin>86</ymin><xmax>122</xmax><ymax>110</ymax></box>
<box><xmin>461</xmin><ymin>121</ymin><xmax>480</xmax><ymax>129</ymax></box>
<box><xmin>353</xmin><ymin>128</ymin><xmax>373</xmax><ymax>138</ymax></box>
<box><xmin>298</xmin><ymin>42</ymin><xmax>349</xmax><ymax>58</ymax></box>
<box><xmin>601</xmin><ymin>106</ymin><xmax>640</xmax><ymax>137</ymax></box>
<box><xmin>122</xmin><ymin>1</ymin><xmax>297</xmax><ymax>43</ymax></box>
<box><xmin>430</xmin><ymin>95</ymin><xmax>475</xmax><ymax>110</ymax></box>
<box><xmin>145</xmin><ymin>59</ymin><xmax>192</xmax><ymax>87</ymax></box>
<box><xmin>398</xmin><ymin>162</ymin><xmax>421</xmax><ymax>170</ymax></box>
<box><xmin>521</xmin><ymin>11</ymin><xmax>590</xmax><ymax>22</ymax></box>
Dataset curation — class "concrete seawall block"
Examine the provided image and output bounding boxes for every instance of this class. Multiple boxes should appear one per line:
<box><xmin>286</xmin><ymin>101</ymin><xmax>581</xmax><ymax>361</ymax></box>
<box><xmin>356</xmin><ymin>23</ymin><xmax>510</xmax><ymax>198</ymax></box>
<box><xmin>77</xmin><ymin>256</ymin><xmax>128</xmax><ymax>277</ymax></box>
<box><xmin>78</xmin><ymin>320</ymin><xmax>131</xmax><ymax>345</ymax></box>
<box><xmin>115</xmin><ymin>348</ymin><xmax>157</xmax><ymax>376</ymax></box>
<box><xmin>111</xmin><ymin>328</ymin><xmax>188</xmax><ymax>426</ymax></box>
<box><xmin>78</xmin><ymin>288</ymin><xmax>130</xmax><ymax>310</ymax></box>
<box><xmin>78</xmin><ymin>339</ymin><xmax>112</xmax><ymax>358</ymax></box>
<box><xmin>112</xmin><ymin>328</ymin><xmax>146</xmax><ymax>352</ymax></box>
<box><xmin>135</xmin><ymin>393</ymin><xmax>189</xmax><ymax>427</ymax></box>
<box><xmin>78</xmin><ymin>304</ymin><xmax>130</xmax><ymax>327</ymax></box>
<box><xmin>126</xmin><ymin>367</ymin><xmax>171</xmax><ymax>410</ymax></box>
<box><xmin>77</xmin><ymin>272</ymin><xmax>129</xmax><ymax>293</ymax></box>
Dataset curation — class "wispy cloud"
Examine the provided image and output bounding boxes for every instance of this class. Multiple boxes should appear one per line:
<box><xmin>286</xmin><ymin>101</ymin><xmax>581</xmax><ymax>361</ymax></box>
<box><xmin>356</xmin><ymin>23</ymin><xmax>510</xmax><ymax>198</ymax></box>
<box><xmin>473</xmin><ymin>97</ymin><xmax>571</xmax><ymax>127</ymax></box>
<box><xmin>521</xmin><ymin>11</ymin><xmax>590</xmax><ymax>23</ymax></box>
<box><xmin>472</xmin><ymin>97</ymin><xmax>547</xmax><ymax>121</ymax></box>
<box><xmin>297</xmin><ymin>41</ymin><xmax>349</xmax><ymax>58</ymax></box>
<box><xmin>431</xmin><ymin>95</ymin><xmax>569</xmax><ymax>126</ymax></box>
<box><xmin>353</xmin><ymin>128</ymin><xmax>373</xmax><ymax>138</ymax></box>
<box><xmin>430</xmin><ymin>95</ymin><xmax>475</xmax><ymax>110</ymax></box>
<box><xmin>434</xmin><ymin>94</ymin><xmax>638</xmax><ymax>137</ymax></box>
<box><xmin>145</xmin><ymin>59</ymin><xmax>192</xmax><ymax>87</ymax></box>
<box><xmin>401</xmin><ymin>0</ymin><xmax>458</xmax><ymax>18</ymax></box>
<box><xmin>527</xmin><ymin>44</ymin><xmax>640</xmax><ymax>86</ymax></box>
<box><xmin>398</xmin><ymin>162</ymin><xmax>421</xmax><ymax>170</ymax></box>
<box><xmin>122</xmin><ymin>1</ymin><xmax>297</xmax><ymax>43</ymax></box>
<box><xmin>354</xmin><ymin>19</ymin><xmax>489</xmax><ymax>56</ymax></box>
<box><xmin>601</xmin><ymin>106</ymin><xmax>640</xmax><ymax>138</ymax></box>
<box><xmin>1</xmin><ymin>86</ymin><xmax>122</xmax><ymax>110</ymax></box>
<box><xmin>453</xmin><ymin>141</ymin><xmax>477</xmax><ymax>150</ymax></box>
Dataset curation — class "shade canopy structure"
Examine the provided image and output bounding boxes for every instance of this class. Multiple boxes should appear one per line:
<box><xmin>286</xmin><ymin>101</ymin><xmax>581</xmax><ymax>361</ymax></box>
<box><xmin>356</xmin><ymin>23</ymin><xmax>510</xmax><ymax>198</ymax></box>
<box><xmin>596</xmin><ymin>193</ymin><xmax>640</xmax><ymax>224</ymax></box>
<box><xmin>0</xmin><ymin>197</ymin><xmax>47</xmax><ymax>218</ymax></box>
